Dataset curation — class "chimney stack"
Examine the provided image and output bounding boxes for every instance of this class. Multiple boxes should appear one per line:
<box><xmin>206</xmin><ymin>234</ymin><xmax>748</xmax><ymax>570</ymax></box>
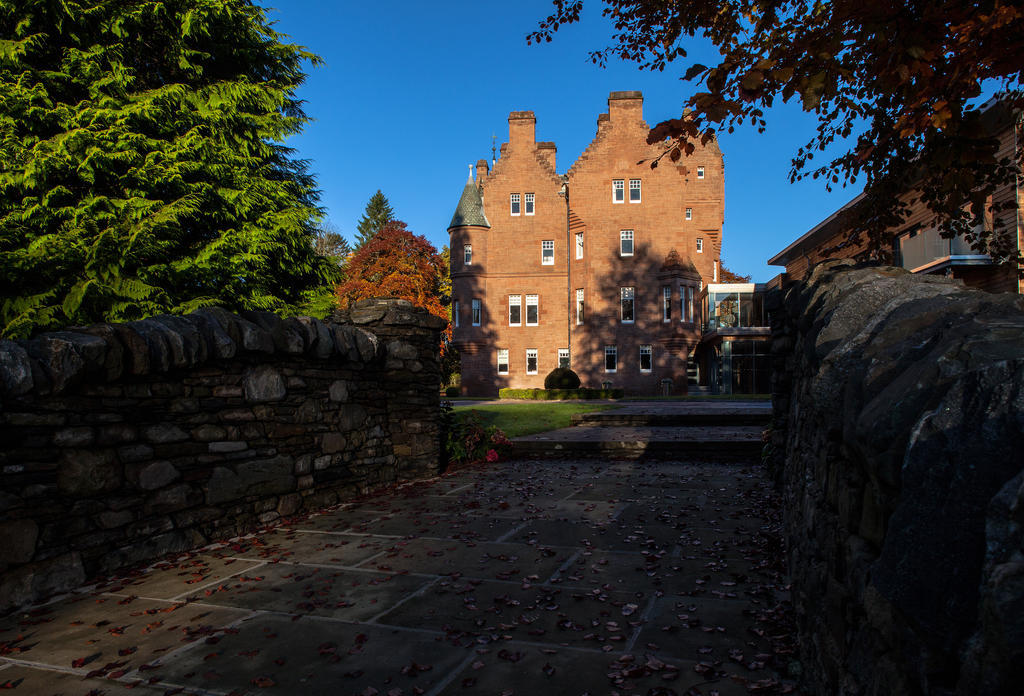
<box><xmin>508</xmin><ymin>111</ymin><xmax>536</xmax><ymax>151</ymax></box>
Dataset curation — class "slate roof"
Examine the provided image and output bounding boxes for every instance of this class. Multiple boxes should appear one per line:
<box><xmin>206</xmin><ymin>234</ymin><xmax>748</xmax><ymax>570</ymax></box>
<box><xmin>447</xmin><ymin>173</ymin><xmax>490</xmax><ymax>230</ymax></box>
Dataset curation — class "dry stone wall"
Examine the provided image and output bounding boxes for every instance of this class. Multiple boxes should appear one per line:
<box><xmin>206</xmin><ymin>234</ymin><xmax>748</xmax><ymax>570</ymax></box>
<box><xmin>768</xmin><ymin>260</ymin><xmax>1024</xmax><ymax>695</ymax></box>
<box><xmin>0</xmin><ymin>299</ymin><xmax>445</xmax><ymax>614</ymax></box>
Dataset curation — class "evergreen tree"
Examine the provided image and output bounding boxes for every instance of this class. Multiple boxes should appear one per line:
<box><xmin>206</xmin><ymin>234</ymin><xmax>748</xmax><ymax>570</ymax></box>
<box><xmin>353</xmin><ymin>190</ymin><xmax>395</xmax><ymax>251</ymax></box>
<box><xmin>0</xmin><ymin>0</ymin><xmax>342</xmax><ymax>338</ymax></box>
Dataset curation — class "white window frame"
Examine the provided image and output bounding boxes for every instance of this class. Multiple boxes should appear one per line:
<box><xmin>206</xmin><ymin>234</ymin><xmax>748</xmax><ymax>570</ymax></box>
<box><xmin>541</xmin><ymin>240</ymin><xmax>554</xmax><ymax>265</ymax></box>
<box><xmin>620</xmin><ymin>287</ymin><xmax>635</xmax><ymax>323</ymax></box>
<box><xmin>508</xmin><ymin>294</ymin><xmax>521</xmax><ymax>326</ymax></box>
<box><xmin>497</xmin><ymin>348</ymin><xmax>509</xmax><ymax>374</ymax></box>
<box><xmin>662</xmin><ymin>286</ymin><xmax>671</xmax><ymax>322</ymax></box>
<box><xmin>471</xmin><ymin>298</ymin><xmax>481</xmax><ymax>326</ymax></box>
<box><xmin>620</xmin><ymin>230</ymin><xmax>634</xmax><ymax>257</ymax></box>
<box><xmin>575</xmin><ymin>232</ymin><xmax>584</xmax><ymax>259</ymax></box>
<box><xmin>510</xmin><ymin>193</ymin><xmax>521</xmax><ymax>216</ymax></box>
<box><xmin>612</xmin><ymin>179</ymin><xmax>625</xmax><ymax>203</ymax></box>
<box><xmin>640</xmin><ymin>345</ymin><xmax>652</xmax><ymax>372</ymax></box>
<box><xmin>525</xmin><ymin>193</ymin><xmax>535</xmax><ymax>215</ymax></box>
<box><xmin>558</xmin><ymin>348</ymin><xmax>569</xmax><ymax>369</ymax></box>
<box><xmin>526</xmin><ymin>349</ymin><xmax>538</xmax><ymax>375</ymax></box>
<box><xmin>604</xmin><ymin>345</ymin><xmax>617</xmax><ymax>373</ymax></box>
<box><xmin>453</xmin><ymin>300</ymin><xmax>460</xmax><ymax>328</ymax></box>
<box><xmin>696</xmin><ymin>237</ymin><xmax>703</xmax><ymax>253</ymax></box>
<box><xmin>697</xmin><ymin>166</ymin><xmax>705</xmax><ymax>179</ymax></box>
<box><xmin>575</xmin><ymin>288</ymin><xmax>584</xmax><ymax>325</ymax></box>
<box><xmin>685</xmin><ymin>208</ymin><xmax>693</xmax><ymax>221</ymax></box>
<box><xmin>682</xmin><ymin>285</ymin><xmax>694</xmax><ymax>323</ymax></box>
<box><xmin>629</xmin><ymin>178</ymin><xmax>641</xmax><ymax>203</ymax></box>
<box><xmin>525</xmin><ymin>294</ymin><xmax>539</xmax><ymax>326</ymax></box>
<box><xmin>463</xmin><ymin>244</ymin><xmax>472</xmax><ymax>265</ymax></box>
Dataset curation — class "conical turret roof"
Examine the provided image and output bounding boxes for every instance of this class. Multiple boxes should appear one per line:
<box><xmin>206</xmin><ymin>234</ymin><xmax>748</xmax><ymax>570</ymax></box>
<box><xmin>447</xmin><ymin>169</ymin><xmax>490</xmax><ymax>230</ymax></box>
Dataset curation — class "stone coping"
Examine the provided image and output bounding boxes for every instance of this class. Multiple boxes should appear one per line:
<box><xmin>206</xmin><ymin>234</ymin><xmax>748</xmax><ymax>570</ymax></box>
<box><xmin>0</xmin><ymin>299</ymin><xmax>445</xmax><ymax>398</ymax></box>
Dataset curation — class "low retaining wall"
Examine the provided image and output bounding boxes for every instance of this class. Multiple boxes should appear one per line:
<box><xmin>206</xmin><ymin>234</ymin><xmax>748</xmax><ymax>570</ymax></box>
<box><xmin>768</xmin><ymin>260</ymin><xmax>1024</xmax><ymax>695</ymax></box>
<box><xmin>0</xmin><ymin>299</ymin><xmax>445</xmax><ymax>614</ymax></box>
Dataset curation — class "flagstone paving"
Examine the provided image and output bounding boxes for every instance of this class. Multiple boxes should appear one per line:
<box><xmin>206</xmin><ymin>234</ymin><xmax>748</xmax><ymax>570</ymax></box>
<box><xmin>0</xmin><ymin>458</ymin><xmax>798</xmax><ymax>696</ymax></box>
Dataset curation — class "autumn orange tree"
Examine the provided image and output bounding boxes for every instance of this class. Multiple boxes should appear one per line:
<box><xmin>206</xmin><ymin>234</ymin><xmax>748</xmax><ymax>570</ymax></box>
<box><xmin>529</xmin><ymin>0</ymin><xmax>1024</xmax><ymax>262</ymax></box>
<box><xmin>336</xmin><ymin>220</ymin><xmax>451</xmax><ymax>346</ymax></box>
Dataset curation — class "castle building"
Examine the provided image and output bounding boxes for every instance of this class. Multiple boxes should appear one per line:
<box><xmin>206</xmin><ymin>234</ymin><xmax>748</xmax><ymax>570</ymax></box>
<box><xmin>449</xmin><ymin>91</ymin><xmax>729</xmax><ymax>396</ymax></box>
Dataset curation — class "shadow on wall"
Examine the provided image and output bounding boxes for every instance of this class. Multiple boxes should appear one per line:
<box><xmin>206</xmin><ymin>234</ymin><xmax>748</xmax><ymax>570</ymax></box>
<box><xmin>452</xmin><ymin>264</ymin><xmax>500</xmax><ymax>396</ymax></box>
<box><xmin>572</xmin><ymin>241</ymin><xmax>698</xmax><ymax>395</ymax></box>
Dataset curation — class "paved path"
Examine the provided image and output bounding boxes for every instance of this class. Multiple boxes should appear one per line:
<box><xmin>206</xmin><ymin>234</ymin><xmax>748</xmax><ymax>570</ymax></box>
<box><xmin>0</xmin><ymin>458</ymin><xmax>795</xmax><ymax>696</ymax></box>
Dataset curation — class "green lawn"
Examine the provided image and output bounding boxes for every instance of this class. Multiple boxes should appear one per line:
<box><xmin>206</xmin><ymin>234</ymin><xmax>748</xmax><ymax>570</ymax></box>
<box><xmin>453</xmin><ymin>402</ymin><xmax>618</xmax><ymax>437</ymax></box>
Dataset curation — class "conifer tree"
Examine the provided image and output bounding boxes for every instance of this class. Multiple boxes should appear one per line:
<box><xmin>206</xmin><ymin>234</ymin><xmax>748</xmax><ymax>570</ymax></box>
<box><xmin>0</xmin><ymin>0</ymin><xmax>341</xmax><ymax>338</ymax></box>
<box><xmin>353</xmin><ymin>190</ymin><xmax>395</xmax><ymax>251</ymax></box>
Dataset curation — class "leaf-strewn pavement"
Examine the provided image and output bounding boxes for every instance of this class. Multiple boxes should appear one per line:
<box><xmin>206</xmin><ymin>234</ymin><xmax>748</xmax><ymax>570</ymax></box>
<box><xmin>0</xmin><ymin>458</ymin><xmax>798</xmax><ymax>695</ymax></box>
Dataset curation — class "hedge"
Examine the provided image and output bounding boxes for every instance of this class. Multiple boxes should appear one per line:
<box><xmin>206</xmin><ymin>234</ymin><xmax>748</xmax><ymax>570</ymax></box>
<box><xmin>498</xmin><ymin>388</ymin><xmax>624</xmax><ymax>400</ymax></box>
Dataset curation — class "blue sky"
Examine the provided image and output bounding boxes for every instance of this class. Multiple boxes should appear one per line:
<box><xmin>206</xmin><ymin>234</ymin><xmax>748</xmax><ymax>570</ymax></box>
<box><xmin>267</xmin><ymin>0</ymin><xmax>862</xmax><ymax>282</ymax></box>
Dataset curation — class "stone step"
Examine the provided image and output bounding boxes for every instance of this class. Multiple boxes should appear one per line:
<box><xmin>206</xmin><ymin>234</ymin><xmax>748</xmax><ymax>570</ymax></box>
<box><xmin>571</xmin><ymin>412</ymin><xmax>770</xmax><ymax>427</ymax></box>
<box><xmin>512</xmin><ymin>438</ymin><xmax>761</xmax><ymax>461</ymax></box>
<box><xmin>512</xmin><ymin>425</ymin><xmax>764</xmax><ymax>461</ymax></box>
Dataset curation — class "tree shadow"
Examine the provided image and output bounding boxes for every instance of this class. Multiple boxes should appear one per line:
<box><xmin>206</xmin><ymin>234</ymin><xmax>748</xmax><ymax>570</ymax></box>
<box><xmin>570</xmin><ymin>240</ymin><xmax>703</xmax><ymax>396</ymax></box>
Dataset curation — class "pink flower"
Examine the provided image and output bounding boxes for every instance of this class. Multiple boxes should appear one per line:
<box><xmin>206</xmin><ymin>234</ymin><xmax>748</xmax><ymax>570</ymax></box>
<box><xmin>485</xmin><ymin>449</ymin><xmax>499</xmax><ymax>462</ymax></box>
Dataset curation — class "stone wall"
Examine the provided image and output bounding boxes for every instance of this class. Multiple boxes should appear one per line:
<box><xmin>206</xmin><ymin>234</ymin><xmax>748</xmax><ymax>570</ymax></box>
<box><xmin>0</xmin><ymin>299</ymin><xmax>445</xmax><ymax>614</ymax></box>
<box><xmin>768</xmin><ymin>260</ymin><xmax>1024</xmax><ymax>695</ymax></box>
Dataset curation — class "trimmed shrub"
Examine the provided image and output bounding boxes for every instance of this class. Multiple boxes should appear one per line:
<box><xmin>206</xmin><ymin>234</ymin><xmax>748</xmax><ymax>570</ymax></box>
<box><xmin>544</xmin><ymin>367</ymin><xmax>581</xmax><ymax>390</ymax></box>
<box><xmin>498</xmin><ymin>388</ymin><xmax>623</xmax><ymax>400</ymax></box>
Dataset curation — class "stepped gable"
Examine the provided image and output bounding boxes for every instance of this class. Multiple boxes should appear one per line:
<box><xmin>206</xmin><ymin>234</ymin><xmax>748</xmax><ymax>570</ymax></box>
<box><xmin>447</xmin><ymin>169</ymin><xmax>490</xmax><ymax>230</ymax></box>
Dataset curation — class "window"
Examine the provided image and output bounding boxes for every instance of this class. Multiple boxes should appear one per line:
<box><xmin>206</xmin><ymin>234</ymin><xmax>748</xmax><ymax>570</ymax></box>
<box><xmin>620</xmin><ymin>230</ymin><xmax>634</xmax><ymax>256</ymax></box>
<box><xmin>453</xmin><ymin>300</ymin><xmax>460</xmax><ymax>328</ymax></box>
<box><xmin>575</xmin><ymin>232</ymin><xmax>584</xmax><ymax>259</ymax></box>
<box><xmin>640</xmin><ymin>345</ymin><xmax>652</xmax><ymax>372</ymax></box>
<box><xmin>497</xmin><ymin>349</ymin><xmax>509</xmax><ymax>374</ymax></box>
<box><xmin>575</xmin><ymin>288</ymin><xmax>584</xmax><ymax>325</ymax></box>
<box><xmin>604</xmin><ymin>346</ymin><xmax>617</xmax><ymax>372</ymax></box>
<box><xmin>558</xmin><ymin>349</ymin><xmax>569</xmax><ymax>369</ymax></box>
<box><xmin>463</xmin><ymin>244</ymin><xmax>472</xmax><ymax>265</ymax></box>
<box><xmin>525</xmin><ymin>193</ymin><xmax>535</xmax><ymax>215</ymax></box>
<box><xmin>682</xmin><ymin>286</ymin><xmax>693</xmax><ymax>323</ymax></box>
<box><xmin>697</xmin><ymin>166</ymin><xmax>705</xmax><ymax>179</ymax></box>
<box><xmin>612</xmin><ymin>179</ymin><xmax>624</xmax><ymax>203</ymax></box>
<box><xmin>510</xmin><ymin>193</ymin><xmax>521</xmax><ymax>216</ymax></box>
<box><xmin>620</xmin><ymin>287</ymin><xmax>635</xmax><ymax>323</ymax></box>
<box><xmin>685</xmin><ymin>208</ymin><xmax>693</xmax><ymax>221</ymax></box>
<box><xmin>525</xmin><ymin>294</ymin><xmax>539</xmax><ymax>326</ymax></box>
<box><xmin>662</xmin><ymin>286</ymin><xmax>671</xmax><ymax>322</ymax></box>
<box><xmin>541</xmin><ymin>240</ymin><xmax>554</xmax><ymax>265</ymax></box>
<box><xmin>508</xmin><ymin>295</ymin><xmax>521</xmax><ymax>326</ymax></box>
<box><xmin>696</xmin><ymin>237</ymin><xmax>703</xmax><ymax>253</ymax></box>
<box><xmin>629</xmin><ymin>179</ymin><xmax>641</xmax><ymax>203</ymax></box>
<box><xmin>471</xmin><ymin>298</ymin><xmax>481</xmax><ymax>326</ymax></box>
<box><xmin>526</xmin><ymin>349</ymin><xmax>538</xmax><ymax>374</ymax></box>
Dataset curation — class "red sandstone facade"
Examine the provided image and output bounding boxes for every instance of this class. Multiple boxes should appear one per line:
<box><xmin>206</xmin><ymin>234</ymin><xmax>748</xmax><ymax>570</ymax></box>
<box><xmin>450</xmin><ymin>91</ymin><xmax>725</xmax><ymax>396</ymax></box>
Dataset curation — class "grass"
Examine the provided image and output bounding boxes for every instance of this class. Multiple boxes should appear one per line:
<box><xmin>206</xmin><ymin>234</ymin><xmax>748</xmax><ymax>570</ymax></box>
<box><xmin>452</xmin><ymin>402</ymin><xmax>618</xmax><ymax>438</ymax></box>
